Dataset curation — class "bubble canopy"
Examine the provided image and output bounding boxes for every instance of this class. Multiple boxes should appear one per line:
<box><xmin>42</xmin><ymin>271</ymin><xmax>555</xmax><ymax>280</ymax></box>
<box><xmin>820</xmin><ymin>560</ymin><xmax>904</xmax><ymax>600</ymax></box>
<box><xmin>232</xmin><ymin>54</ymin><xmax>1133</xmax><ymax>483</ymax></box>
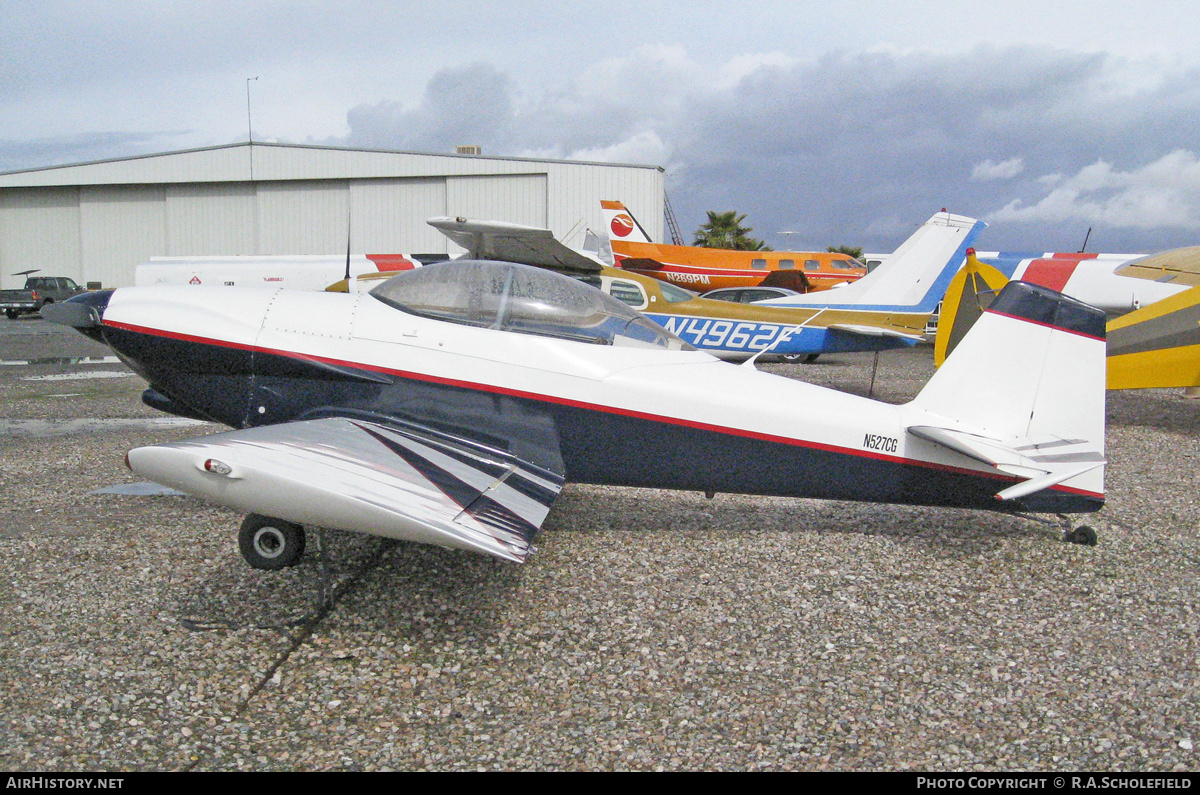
<box><xmin>370</xmin><ymin>260</ymin><xmax>692</xmax><ymax>350</ymax></box>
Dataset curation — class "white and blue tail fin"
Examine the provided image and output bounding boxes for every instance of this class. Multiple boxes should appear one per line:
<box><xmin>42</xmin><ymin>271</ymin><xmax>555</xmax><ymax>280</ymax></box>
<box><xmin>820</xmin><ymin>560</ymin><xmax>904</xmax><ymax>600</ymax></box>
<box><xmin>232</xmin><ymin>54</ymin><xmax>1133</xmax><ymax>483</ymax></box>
<box><xmin>907</xmin><ymin>281</ymin><xmax>1107</xmax><ymax>512</ymax></box>
<box><xmin>601</xmin><ymin>200</ymin><xmax>655</xmax><ymax>244</ymax></box>
<box><xmin>762</xmin><ymin>211</ymin><xmax>984</xmax><ymax>310</ymax></box>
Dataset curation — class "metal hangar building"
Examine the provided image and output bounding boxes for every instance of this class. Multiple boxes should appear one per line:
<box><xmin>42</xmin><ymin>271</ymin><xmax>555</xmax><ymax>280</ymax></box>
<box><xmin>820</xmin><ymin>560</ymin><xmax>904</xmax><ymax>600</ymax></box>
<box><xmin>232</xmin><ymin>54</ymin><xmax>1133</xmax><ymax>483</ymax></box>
<box><xmin>0</xmin><ymin>142</ymin><xmax>665</xmax><ymax>289</ymax></box>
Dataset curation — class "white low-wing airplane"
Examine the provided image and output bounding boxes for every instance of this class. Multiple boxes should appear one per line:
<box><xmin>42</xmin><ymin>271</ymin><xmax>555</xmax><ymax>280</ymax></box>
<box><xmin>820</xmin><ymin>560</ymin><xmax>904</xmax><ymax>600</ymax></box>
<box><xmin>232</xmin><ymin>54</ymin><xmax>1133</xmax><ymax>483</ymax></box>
<box><xmin>46</xmin><ymin>260</ymin><xmax>1107</xmax><ymax>569</ymax></box>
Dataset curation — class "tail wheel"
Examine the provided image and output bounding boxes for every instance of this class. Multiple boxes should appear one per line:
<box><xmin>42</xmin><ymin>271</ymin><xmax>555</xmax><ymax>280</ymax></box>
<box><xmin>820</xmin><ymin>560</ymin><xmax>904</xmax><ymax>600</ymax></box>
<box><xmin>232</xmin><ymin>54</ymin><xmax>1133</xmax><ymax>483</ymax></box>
<box><xmin>1065</xmin><ymin>526</ymin><xmax>1098</xmax><ymax>546</ymax></box>
<box><xmin>238</xmin><ymin>514</ymin><xmax>306</xmax><ymax>569</ymax></box>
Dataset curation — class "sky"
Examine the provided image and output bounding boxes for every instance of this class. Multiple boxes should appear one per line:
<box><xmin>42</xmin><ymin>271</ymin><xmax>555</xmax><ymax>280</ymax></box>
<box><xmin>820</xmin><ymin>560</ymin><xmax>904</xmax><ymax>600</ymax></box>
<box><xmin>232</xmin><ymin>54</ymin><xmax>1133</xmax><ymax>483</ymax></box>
<box><xmin>3</xmin><ymin>0</ymin><xmax>1200</xmax><ymax>253</ymax></box>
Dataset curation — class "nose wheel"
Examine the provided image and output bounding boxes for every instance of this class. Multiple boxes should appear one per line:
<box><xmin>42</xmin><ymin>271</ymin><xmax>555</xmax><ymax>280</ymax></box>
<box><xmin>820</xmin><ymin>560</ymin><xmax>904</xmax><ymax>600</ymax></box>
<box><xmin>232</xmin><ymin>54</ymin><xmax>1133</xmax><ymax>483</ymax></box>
<box><xmin>238</xmin><ymin>514</ymin><xmax>307</xmax><ymax>569</ymax></box>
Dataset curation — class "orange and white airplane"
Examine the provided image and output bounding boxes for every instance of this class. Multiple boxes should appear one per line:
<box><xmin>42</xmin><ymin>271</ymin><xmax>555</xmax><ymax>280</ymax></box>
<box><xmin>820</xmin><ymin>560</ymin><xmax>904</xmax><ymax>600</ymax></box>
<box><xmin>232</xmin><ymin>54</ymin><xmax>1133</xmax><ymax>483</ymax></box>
<box><xmin>602</xmin><ymin>200</ymin><xmax>867</xmax><ymax>294</ymax></box>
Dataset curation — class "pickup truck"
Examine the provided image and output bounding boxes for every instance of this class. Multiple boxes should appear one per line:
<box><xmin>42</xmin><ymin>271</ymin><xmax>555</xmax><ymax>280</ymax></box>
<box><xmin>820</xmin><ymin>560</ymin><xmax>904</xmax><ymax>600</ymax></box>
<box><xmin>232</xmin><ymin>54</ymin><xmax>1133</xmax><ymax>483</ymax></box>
<box><xmin>1</xmin><ymin>276</ymin><xmax>88</xmax><ymax>319</ymax></box>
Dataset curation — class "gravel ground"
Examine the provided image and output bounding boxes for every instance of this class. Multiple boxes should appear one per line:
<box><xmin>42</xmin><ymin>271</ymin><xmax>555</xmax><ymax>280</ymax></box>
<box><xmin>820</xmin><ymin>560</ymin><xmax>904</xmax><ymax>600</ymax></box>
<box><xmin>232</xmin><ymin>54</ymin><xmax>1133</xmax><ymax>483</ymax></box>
<box><xmin>0</xmin><ymin>316</ymin><xmax>1197</xmax><ymax>771</ymax></box>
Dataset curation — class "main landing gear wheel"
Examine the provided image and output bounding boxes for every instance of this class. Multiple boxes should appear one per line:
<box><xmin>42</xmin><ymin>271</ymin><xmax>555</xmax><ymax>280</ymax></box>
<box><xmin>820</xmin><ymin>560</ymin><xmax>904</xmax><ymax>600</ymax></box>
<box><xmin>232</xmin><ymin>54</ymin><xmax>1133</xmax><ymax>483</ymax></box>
<box><xmin>239</xmin><ymin>514</ymin><xmax>306</xmax><ymax>570</ymax></box>
<box><xmin>1064</xmin><ymin>525</ymin><xmax>1098</xmax><ymax>546</ymax></box>
<box><xmin>780</xmin><ymin>353</ymin><xmax>820</xmax><ymax>363</ymax></box>
<box><xmin>5</xmin><ymin>309</ymin><xmax>18</xmax><ymax>320</ymax></box>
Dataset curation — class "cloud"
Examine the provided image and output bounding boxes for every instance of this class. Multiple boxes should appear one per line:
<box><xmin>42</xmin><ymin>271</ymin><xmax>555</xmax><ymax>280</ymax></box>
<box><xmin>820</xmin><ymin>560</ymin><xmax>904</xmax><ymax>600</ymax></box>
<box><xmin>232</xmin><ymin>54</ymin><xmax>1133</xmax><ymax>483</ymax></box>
<box><xmin>988</xmin><ymin>150</ymin><xmax>1200</xmax><ymax>231</ymax></box>
<box><xmin>0</xmin><ymin>131</ymin><xmax>185</xmax><ymax>174</ymax></box>
<box><xmin>330</xmin><ymin>45</ymin><xmax>1200</xmax><ymax>252</ymax></box>
<box><xmin>560</xmin><ymin>131</ymin><xmax>672</xmax><ymax>166</ymax></box>
<box><xmin>972</xmin><ymin>158</ymin><xmax>1025</xmax><ymax>180</ymax></box>
<box><xmin>345</xmin><ymin>63</ymin><xmax>515</xmax><ymax>154</ymax></box>
<box><xmin>10</xmin><ymin>33</ymin><xmax>1200</xmax><ymax>254</ymax></box>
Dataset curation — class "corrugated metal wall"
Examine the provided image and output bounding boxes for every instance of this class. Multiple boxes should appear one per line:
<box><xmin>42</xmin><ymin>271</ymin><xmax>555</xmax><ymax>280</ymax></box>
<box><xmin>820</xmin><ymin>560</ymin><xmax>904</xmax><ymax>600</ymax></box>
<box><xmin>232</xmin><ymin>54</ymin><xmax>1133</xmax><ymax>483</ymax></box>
<box><xmin>0</xmin><ymin>188</ymin><xmax>81</xmax><ymax>284</ymax></box>
<box><xmin>350</xmin><ymin>177</ymin><xmax>446</xmax><ymax>254</ymax></box>
<box><xmin>0</xmin><ymin>144</ymin><xmax>663</xmax><ymax>289</ymax></box>
<box><xmin>166</xmin><ymin>184</ymin><xmax>256</xmax><ymax>255</ymax></box>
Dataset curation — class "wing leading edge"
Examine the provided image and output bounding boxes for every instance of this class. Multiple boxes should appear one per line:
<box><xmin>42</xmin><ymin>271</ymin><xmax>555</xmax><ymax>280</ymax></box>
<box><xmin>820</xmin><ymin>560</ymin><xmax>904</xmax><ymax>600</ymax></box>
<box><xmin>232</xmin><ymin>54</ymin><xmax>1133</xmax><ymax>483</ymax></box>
<box><xmin>126</xmin><ymin>416</ymin><xmax>565</xmax><ymax>562</ymax></box>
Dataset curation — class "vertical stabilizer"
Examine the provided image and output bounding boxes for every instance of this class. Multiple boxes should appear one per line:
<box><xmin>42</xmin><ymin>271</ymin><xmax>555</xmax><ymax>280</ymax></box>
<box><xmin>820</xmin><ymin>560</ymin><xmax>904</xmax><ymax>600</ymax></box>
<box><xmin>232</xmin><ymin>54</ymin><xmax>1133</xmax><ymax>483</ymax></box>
<box><xmin>908</xmin><ymin>281</ymin><xmax>1107</xmax><ymax>510</ymax></box>
<box><xmin>760</xmin><ymin>211</ymin><xmax>984</xmax><ymax>310</ymax></box>
<box><xmin>933</xmin><ymin>249</ymin><xmax>1012</xmax><ymax>365</ymax></box>
<box><xmin>601</xmin><ymin>200</ymin><xmax>654</xmax><ymax>244</ymax></box>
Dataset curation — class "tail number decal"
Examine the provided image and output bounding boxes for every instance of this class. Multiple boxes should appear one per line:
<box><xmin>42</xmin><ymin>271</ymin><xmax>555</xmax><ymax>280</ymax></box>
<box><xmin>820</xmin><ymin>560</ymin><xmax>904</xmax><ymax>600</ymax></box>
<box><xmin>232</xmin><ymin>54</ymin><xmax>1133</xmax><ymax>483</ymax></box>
<box><xmin>658</xmin><ymin>317</ymin><xmax>799</xmax><ymax>352</ymax></box>
<box><xmin>666</xmin><ymin>272</ymin><xmax>711</xmax><ymax>285</ymax></box>
<box><xmin>863</xmin><ymin>433</ymin><xmax>898</xmax><ymax>453</ymax></box>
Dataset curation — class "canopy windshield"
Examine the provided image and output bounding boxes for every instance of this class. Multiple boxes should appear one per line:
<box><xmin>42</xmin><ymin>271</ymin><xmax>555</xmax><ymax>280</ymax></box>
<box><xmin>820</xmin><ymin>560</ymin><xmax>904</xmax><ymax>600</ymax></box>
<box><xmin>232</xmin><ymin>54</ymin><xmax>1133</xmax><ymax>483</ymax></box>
<box><xmin>370</xmin><ymin>260</ymin><xmax>692</xmax><ymax>350</ymax></box>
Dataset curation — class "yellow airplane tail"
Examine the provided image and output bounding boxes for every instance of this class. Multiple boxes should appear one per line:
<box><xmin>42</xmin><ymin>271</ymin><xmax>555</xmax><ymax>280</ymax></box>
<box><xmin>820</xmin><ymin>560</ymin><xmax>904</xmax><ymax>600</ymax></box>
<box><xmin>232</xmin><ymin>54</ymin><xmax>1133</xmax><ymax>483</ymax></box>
<box><xmin>933</xmin><ymin>248</ymin><xmax>1011</xmax><ymax>366</ymax></box>
<box><xmin>1106</xmin><ymin>283</ymin><xmax>1200</xmax><ymax>389</ymax></box>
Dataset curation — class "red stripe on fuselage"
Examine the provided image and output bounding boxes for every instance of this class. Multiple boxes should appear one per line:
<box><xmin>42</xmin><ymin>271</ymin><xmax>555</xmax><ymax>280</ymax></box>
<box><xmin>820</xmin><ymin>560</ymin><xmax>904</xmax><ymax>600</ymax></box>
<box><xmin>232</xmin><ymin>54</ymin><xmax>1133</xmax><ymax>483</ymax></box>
<box><xmin>365</xmin><ymin>254</ymin><xmax>416</xmax><ymax>271</ymax></box>
<box><xmin>1019</xmin><ymin>254</ymin><xmax>1097</xmax><ymax>292</ymax></box>
<box><xmin>100</xmin><ymin>319</ymin><xmax>1102</xmax><ymax>499</ymax></box>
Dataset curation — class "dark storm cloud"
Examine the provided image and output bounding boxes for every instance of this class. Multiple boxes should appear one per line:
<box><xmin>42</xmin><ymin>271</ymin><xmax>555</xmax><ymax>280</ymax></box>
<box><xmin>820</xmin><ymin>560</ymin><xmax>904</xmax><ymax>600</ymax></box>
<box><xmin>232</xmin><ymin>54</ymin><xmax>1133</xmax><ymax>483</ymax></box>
<box><xmin>344</xmin><ymin>63</ymin><xmax>515</xmax><ymax>153</ymax></box>
<box><xmin>665</xmin><ymin>47</ymin><xmax>1200</xmax><ymax>252</ymax></box>
<box><xmin>340</xmin><ymin>45</ymin><xmax>1200</xmax><ymax>252</ymax></box>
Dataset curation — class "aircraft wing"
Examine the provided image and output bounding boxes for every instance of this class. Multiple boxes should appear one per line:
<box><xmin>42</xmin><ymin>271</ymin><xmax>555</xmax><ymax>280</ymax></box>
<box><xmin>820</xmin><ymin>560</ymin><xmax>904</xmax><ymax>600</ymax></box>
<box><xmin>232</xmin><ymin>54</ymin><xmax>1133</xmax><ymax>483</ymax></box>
<box><xmin>1106</xmin><ymin>282</ymin><xmax>1200</xmax><ymax>389</ymax></box>
<box><xmin>907</xmin><ymin>425</ymin><xmax>1105</xmax><ymax>501</ymax></box>
<box><xmin>824</xmin><ymin>323</ymin><xmax>925</xmax><ymax>341</ymax></box>
<box><xmin>428</xmin><ymin>216</ymin><xmax>603</xmax><ymax>273</ymax></box>
<box><xmin>126</xmin><ymin>416</ymin><xmax>565</xmax><ymax>562</ymax></box>
<box><xmin>1113</xmin><ymin>246</ymin><xmax>1200</xmax><ymax>287</ymax></box>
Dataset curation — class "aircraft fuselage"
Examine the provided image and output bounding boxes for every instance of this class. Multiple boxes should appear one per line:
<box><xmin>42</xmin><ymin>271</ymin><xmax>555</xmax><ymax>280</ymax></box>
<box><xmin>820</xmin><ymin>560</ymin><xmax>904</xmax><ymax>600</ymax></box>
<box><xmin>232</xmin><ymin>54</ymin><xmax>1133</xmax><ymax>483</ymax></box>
<box><xmin>95</xmin><ymin>283</ymin><xmax>1100</xmax><ymax>515</ymax></box>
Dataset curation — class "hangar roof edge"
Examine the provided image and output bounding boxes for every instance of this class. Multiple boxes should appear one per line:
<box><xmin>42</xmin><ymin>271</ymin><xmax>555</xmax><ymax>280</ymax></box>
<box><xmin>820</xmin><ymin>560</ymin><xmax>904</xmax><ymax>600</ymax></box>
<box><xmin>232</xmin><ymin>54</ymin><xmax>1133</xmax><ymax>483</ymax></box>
<box><xmin>0</xmin><ymin>141</ymin><xmax>666</xmax><ymax>186</ymax></box>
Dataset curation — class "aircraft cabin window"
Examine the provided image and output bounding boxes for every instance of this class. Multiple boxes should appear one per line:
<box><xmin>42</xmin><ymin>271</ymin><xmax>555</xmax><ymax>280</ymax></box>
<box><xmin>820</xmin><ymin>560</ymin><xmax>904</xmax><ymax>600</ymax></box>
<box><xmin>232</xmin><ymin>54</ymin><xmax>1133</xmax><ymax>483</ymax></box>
<box><xmin>656</xmin><ymin>282</ymin><xmax>698</xmax><ymax>304</ymax></box>
<box><xmin>751</xmin><ymin>259</ymin><xmax>767</xmax><ymax>269</ymax></box>
<box><xmin>607</xmin><ymin>280</ymin><xmax>648</xmax><ymax>309</ymax></box>
<box><xmin>779</xmin><ymin>259</ymin><xmax>795</xmax><ymax>269</ymax></box>
<box><xmin>370</xmin><ymin>260</ymin><xmax>693</xmax><ymax>350</ymax></box>
<box><xmin>804</xmin><ymin>260</ymin><xmax>821</xmax><ymax>271</ymax></box>
<box><xmin>832</xmin><ymin>259</ymin><xmax>859</xmax><ymax>270</ymax></box>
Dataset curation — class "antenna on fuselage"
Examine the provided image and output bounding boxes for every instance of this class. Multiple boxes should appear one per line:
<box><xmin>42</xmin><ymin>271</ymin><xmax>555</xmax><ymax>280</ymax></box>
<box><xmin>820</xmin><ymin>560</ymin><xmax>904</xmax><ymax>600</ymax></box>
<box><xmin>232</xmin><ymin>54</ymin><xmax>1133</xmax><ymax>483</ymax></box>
<box><xmin>1079</xmin><ymin>227</ymin><xmax>1092</xmax><ymax>253</ymax></box>
<box><xmin>344</xmin><ymin>208</ymin><xmax>352</xmax><ymax>282</ymax></box>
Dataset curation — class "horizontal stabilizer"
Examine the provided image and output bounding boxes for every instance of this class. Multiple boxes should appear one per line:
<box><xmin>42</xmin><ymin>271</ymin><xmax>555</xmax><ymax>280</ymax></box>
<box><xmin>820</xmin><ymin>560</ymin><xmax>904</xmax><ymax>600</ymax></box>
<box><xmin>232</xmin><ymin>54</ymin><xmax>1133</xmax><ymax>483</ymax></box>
<box><xmin>127</xmin><ymin>416</ymin><xmax>565</xmax><ymax>562</ymax></box>
<box><xmin>428</xmin><ymin>216</ymin><xmax>602</xmax><ymax>273</ymax></box>
<box><xmin>909</xmin><ymin>425</ymin><xmax>1105</xmax><ymax>501</ymax></box>
<box><xmin>826</xmin><ymin>323</ymin><xmax>925</xmax><ymax>341</ymax></box>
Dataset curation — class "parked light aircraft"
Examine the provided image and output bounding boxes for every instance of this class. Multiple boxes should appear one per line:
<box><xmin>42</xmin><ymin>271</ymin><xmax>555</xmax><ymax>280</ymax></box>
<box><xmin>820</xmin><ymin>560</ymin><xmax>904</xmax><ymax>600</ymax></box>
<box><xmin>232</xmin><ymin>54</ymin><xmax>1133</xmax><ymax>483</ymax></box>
<box><xmin>602</xmin><ymin>201</ymin><xmax>867</xmax><ymax>293</ymax></box>
<box><xmin>125</xmin><ymin>211</ymin><xmax>975</xmax><ymax>362</ymax></box>
<box><xmin>749</xmin><ymin>213</ymin><xmax>986</xmax><ymax>331</ymax></box>
<box><xmin>937</xmin><ymin>251</ymin><xmax>1200</xmax><ymax>390</ymax></box>
<box><xmin>45</xmin><ymin>260</ymin><xmax>1107</xmax><ymax>569</ymax></box>
<box><xmin>430</xmin><ymin>213</ymin><xmax>982</xmax><ymax>359</ymax></box>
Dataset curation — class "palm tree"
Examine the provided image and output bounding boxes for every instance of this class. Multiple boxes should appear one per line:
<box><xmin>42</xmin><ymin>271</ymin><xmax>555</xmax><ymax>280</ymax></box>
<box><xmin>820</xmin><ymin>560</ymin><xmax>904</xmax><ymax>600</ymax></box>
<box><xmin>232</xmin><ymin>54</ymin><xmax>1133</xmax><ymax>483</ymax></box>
<box><xmin>692</xmin><ymin>211</ymin><xmax>770</xmax><ymax>251</ymax></box>
<box><xmin>827</xmin><ymin>245</ymin><xmax>864</xmax><ymax>261</ymax></box>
